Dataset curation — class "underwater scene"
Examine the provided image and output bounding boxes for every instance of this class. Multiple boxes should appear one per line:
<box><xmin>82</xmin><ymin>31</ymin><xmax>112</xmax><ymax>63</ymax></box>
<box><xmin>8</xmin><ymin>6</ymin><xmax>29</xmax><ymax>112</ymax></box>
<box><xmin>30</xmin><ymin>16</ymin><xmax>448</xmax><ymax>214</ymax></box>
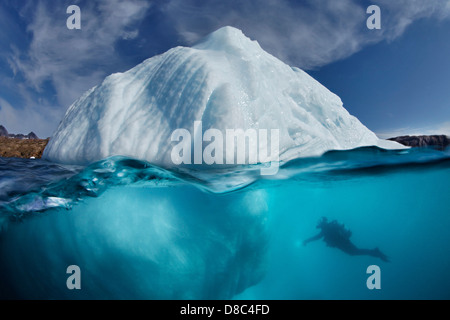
<box><xmin>1</xmin><ymin>146</ymin><xmax>449</xmax><ymax>300</ymax></box>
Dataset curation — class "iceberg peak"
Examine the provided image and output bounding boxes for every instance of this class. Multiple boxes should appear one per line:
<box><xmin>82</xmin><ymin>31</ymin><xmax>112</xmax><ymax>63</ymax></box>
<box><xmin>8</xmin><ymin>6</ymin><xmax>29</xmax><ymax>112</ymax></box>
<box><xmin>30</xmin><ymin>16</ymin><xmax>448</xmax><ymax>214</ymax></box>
<box><xmin>194</xmin><ymin>26</ymin><xmax>261</xmax><ymax>54</ymax></box>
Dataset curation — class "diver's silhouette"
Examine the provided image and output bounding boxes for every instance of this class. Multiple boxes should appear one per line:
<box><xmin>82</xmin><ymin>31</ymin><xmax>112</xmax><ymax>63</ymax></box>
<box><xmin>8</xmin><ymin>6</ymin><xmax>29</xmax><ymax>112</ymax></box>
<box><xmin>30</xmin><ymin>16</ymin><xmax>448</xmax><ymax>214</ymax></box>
<box><xmin>303</xmin><ymin>217</ymin><xmax>389</xmax><ymax>262</ymax></box>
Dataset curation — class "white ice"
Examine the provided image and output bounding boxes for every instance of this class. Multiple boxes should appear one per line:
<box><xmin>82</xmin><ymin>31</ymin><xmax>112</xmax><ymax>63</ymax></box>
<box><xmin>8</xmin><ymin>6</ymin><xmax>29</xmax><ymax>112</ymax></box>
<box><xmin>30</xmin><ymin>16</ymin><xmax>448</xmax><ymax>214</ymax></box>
<box><xmin>43</xmin><ymin>26</ymin><xmax>404</xmax><ymax>167</ymax></box>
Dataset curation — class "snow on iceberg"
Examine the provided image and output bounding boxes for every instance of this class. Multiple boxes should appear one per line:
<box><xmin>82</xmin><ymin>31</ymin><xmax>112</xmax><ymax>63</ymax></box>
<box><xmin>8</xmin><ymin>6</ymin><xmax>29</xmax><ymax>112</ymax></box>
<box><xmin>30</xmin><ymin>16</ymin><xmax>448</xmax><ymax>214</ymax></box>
<box><xmin>43</xmin><ymin>26</ymin><xmax>403</xmax><ymax>167</ymax></box>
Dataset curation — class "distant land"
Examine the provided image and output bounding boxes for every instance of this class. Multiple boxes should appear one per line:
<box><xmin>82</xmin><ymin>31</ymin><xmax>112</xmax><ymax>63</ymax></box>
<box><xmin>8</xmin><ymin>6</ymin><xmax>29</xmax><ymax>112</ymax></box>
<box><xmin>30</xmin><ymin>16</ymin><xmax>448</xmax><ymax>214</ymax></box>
<box><xmin>0</xmin><ymin>125</ymin><xmax>40</xmax><ymax>140</ymax></box>
<box><xmin>0</xmin><ymin>125</ymin><xmax>49</xmax><ymax>159</ymax></box>
<box><xmin>388</xmin><ymin>135</ymin><xmax>450</xmax><ymax>151</ymax></box>
<box><xmin>0</xmin><ymin>124</ymin><xmax>449</xmax><ymax>159</ymax></box>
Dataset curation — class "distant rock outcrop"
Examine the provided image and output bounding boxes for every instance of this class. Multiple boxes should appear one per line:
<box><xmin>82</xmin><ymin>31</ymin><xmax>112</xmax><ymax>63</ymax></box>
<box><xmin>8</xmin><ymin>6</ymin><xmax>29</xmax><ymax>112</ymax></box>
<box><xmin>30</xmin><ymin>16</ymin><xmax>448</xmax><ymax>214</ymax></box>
<box><xmin>388</xmin><ymin>135</ymin><xmax>450</xmax><ymax>150</ymax></box>
<box><xmin>8</xmin><ymin>132</ymin><xmax>40</xmax><ymax>140</ymax></box>
<box><xmin>27</xmin><ymin>132</ymin><xmax>39</xmax><ymax>140</ymax></box>
<box><xmin>0</xmin><ymin>125</ymin><xmax>39</xmax><ymax>139</ymax></box>
<box><xmin>0</xmin><ymin>125</ymin><xmax>8</xmax><ymax>137</ymax></box>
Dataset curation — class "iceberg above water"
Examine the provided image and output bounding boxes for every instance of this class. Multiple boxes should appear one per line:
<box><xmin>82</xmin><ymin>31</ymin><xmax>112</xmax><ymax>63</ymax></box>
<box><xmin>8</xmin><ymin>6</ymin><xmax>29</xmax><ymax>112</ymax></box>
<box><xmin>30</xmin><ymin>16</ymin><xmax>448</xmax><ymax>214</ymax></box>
<box><xmin>43</xmin><ymin>26</ymin><xmax>403</xmax><ymax>167</ymax></box>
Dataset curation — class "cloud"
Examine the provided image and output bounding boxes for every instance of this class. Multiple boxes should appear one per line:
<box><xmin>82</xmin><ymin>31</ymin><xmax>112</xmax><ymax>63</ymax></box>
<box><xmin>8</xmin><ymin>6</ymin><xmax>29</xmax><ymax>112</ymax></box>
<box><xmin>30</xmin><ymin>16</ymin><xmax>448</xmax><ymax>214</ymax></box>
<box><xmin>9</xmin><ymin>0</ymin><xmax>151</xmax><ymax>108</ymax></box>
<box><xmin>374</xmin><ymin>0</ymin><xmax>450</xmax><ymax>40</ymax></box>
<box><xmin>163</xmin><ymin>0</ymin><xmax>365</xmax><ymax>69</ymax></box>
<box><xmin>163</xmin><ymin>0</ymin><xmax>450</xmax><ymax>69</ymax></box>
<box><xmin>3</xmin><ymin>0</ymin><xmax>151</xmax><ymax>137</ymax></box>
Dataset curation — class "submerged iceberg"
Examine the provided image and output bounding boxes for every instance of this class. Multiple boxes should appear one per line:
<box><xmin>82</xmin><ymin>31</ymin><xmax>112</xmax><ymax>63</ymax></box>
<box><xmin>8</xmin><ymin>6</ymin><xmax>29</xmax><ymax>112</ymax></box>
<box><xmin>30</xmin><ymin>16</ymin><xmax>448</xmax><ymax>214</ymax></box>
<box><xmin>43</xmin><ymin>26</ymin><xmax>402</xmax><ymax>166</ymax></box>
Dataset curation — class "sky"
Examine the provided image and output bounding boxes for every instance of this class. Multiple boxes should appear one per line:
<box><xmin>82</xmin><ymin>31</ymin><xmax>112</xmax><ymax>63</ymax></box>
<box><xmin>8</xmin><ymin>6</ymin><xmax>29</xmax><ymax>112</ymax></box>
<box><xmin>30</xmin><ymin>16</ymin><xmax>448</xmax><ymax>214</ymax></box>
<box><xmin>0</xmin><ymin>0</ymin><xmax>449</xmax><ymax>138</ymax></box>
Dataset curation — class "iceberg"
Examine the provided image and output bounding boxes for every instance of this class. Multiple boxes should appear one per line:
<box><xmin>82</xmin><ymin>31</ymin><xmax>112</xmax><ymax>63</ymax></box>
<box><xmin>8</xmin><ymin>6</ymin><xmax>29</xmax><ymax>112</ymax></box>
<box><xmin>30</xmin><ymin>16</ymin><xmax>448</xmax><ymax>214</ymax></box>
<box><xmin>43</xmin><ymin>26</ymin><xmax>403</xmax><ymax>167</ymax></box>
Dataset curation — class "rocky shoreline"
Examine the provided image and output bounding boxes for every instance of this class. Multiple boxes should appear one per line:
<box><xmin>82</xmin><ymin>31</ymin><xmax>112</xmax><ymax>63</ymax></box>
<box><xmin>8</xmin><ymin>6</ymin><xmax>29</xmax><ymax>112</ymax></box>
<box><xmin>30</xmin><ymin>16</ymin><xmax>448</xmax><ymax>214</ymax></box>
<box><xmin>0</xmin><ymin>125</ymin><xmax>48</xmax><ymax>159</ymax></box>
<box><xmin>0</xmin><ymin>136</ymin><xmax>49</xmax><ymax>159</ymax></box>
<box><xmin>388</xmin><ymin>135</ymin><xmax>450</xmax><ymax>151</ymax></box>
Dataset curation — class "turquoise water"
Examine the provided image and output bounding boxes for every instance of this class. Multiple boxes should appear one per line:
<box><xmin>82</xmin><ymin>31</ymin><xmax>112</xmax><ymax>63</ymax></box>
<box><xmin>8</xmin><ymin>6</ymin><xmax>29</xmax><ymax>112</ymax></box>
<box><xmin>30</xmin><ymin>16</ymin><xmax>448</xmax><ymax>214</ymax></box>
<box><xmin>1</xmin><ymin>147</ymin><xmax>449</xmax><ymax>299</ymax></box>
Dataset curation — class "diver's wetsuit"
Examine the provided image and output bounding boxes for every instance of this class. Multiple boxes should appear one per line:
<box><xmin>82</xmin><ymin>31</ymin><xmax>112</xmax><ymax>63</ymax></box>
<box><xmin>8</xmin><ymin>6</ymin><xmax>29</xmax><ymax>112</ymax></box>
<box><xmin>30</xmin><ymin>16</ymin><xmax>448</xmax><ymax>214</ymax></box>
<box><xmin>304</xmin><ymin>218</ymin><xmax>389</xmax><ymax>262</ymax></box>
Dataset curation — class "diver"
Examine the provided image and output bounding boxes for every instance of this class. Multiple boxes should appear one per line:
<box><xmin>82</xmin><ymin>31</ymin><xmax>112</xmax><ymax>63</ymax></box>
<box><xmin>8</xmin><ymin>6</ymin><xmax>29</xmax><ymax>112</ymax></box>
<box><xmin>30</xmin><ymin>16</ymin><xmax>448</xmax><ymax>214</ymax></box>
<box><xmin>303</xmin><ymin>217</ymin><xmax>389</xmax><ymax>262</ymax></box>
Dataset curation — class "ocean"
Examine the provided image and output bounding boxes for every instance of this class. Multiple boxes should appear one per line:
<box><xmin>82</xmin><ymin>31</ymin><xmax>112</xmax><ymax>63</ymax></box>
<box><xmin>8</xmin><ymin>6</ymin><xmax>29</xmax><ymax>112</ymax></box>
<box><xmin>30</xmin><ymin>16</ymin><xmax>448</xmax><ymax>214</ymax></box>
<box><xmin>0</xmin><ymin>146</ymin><xmax>449</xmax><ymax>300</ymax></box>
